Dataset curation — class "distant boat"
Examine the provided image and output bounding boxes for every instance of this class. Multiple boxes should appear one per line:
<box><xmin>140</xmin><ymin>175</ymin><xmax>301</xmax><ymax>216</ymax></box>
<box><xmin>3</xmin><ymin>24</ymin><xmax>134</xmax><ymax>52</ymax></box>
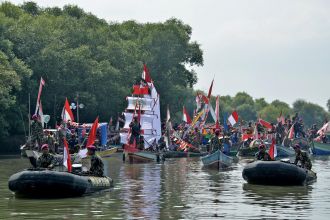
<box><xmin>311</xmin><ymin>141</ymin><xmax>330</xmax><ymax>155</ymax></box>
<box><xmin>201</xmin><ymin>150</ymin><xmax>233</xmax><ymax>170</ymax></box>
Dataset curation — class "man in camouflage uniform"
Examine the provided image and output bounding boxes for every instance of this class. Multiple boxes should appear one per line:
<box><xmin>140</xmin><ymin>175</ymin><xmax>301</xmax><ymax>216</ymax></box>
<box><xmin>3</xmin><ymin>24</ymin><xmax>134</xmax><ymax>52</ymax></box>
<box><xmin>293</xmin><ymin>144</ymin><xmax>312</xmax><ymax>170</ymax></box>
<box><xmin>255</xmin><ymin>144</ymin><xmax>272</xmax><ymax>161</ymax></box>
<box><xmin>210</xmin><ymin>129</ymin><xmax>222</xmax><ymax>153</ymax></box>
<box><xmin>44</xmin><ymin>131</ymin><xmax>56</xmax><ymax>153</ymax></box>
<box><xmin>37</xmin><ymin>144</ymin><xmax>55</xmax><ymax>169</ymax></box>
<box><xmin>85</xmin><ymin>145</ymin><xmax>104</xmax><ymax>177</ymax></box>
<box><xmin>31</xmin><ymin>114</ymin><xmax>44</xmax><ymax>149</ymax></box>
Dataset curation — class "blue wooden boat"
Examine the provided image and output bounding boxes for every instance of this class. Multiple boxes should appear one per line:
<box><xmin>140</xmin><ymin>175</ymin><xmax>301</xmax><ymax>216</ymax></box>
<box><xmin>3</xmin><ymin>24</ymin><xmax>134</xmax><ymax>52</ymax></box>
<box><xmin>311</xmin><ymin>141</ymin><xmax>330</xmax><ymax>155</ymax></box>
<box><xmin>201</xmin><ymin>150</ymin><xmax>233</xmax><ymax>169</ymax></box>
<box><xmin>276</xmin><ymin>145</ymin><xmax>296</xmax><ymax>158</ymax></box>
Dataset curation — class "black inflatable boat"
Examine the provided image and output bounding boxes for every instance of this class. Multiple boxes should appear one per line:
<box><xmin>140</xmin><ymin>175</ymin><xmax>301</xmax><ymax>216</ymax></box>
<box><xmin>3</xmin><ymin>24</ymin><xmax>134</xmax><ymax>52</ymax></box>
<box><xmin>8</xmin><ymin>169</ymin><xmax>113</xmax><ymax>197</ymax></box>
<box><xmin>242</xmin><ymin>161</ymin><xmax>316</xmax><ymax>186</ymax></box>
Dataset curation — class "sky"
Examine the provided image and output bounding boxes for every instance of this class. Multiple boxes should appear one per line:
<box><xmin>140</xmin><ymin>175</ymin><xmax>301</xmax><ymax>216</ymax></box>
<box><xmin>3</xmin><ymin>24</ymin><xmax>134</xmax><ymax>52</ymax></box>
<box><xmin>5</xmin><ymin>0</ymin><xmax>330</xmax><ymax>109</ymax></box>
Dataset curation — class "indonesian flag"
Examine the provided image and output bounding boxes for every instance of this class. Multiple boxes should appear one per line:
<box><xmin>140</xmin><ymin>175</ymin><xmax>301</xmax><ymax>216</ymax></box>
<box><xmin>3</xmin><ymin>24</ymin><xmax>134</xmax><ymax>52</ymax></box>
<box><xmin>317</xmin><ymin>122</ymin><xmax>330</xmax><ymax>135</ymax></box>
<box><xmin>34</xmin><ymin>77</ymin><xmax>45</xmax><ymax>115</ymax></box>
<box><xmin>259</xmin><ymin>119</ymin><xmax>273</xmax><ymax>129</ymax></box>
<box><xmin>288</xmin><ymin>124</ymin><xmax>295</xmax><ymax>139</ymax></box>
<box><xmin>277</xmin><ymin>110</ymin><xmax>285</xmax><ymax>124</ymax></box>
<box><xmin>183</xmin><ymin>106</ymin><xmax>192</xmax><ymax>124</ymax></box>
<box><xmin>254</xmin><ymin>123</ymin><xmax>259</xmax><ymax>140</ymax></box>
<box><xmin>228</xmin><ymin>111</ymin><xmax>239</xmax><ymax>126</ymax></box>
<box><xmin>142</xmin><ymin>64</ymin><xmax>152</xmax><ymax>83</ymax></box>
<box><xmin>268</xmin><ymin>139</ymin><xmax>277</xmax><ymax>160</ymax></box>
<box><xmin>61</xmin><ymin>98</ymin><xmax>75</xmax><ymax>122</ymax></box>
<box><xmin>215</xmin><ymin>96</ymin><xmax>220</xmax><ymax>129</ymax></box>
<box><xmin>195</xmin><ymin>93</ymin><xmax>202</xmax><ymax>112</ymax></box>
<box><xmin>63</xmin><ymin>138</ymin><xmax>72</xmax><ymax>172</ymax></box>
<box><xmin>86</xmin><ymin>117</ymin><xmax>99</xmax><ymax>147</ymax></box>
<box><xmin>36</xmin><ymin>100</ymin><xmax>44</xmax><ymax>127</ymax></box>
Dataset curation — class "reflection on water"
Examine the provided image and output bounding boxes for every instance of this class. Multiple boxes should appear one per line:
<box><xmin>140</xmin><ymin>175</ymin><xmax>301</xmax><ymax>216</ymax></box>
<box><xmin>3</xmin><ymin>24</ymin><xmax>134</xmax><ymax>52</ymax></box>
<box><xmin>1</xmin><ymin>154</ymin><xmax>330</xmax><ymax>219</ymax></box>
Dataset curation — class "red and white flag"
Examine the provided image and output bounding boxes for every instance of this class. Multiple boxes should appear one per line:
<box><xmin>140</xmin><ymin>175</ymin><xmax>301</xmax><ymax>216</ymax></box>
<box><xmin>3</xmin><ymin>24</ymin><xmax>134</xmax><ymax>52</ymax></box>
<box><xmin>86</xmin><ymin>117</ymin><xmax>99</xmax><ymax>147</ymax></box>
<box><xmin>63</xmin><ymin>138</ymin><xmax>72</xmax><ymax>172</ymax></box>
<box><xmin>277</xmin><ymin>110</ymin><xmax>285</xmax><ymax>124</ymax></box>
<box><xmin>34</xmin><ymin>77</ymin><xmax>46</xmax><ymax>115</ymax></box>
<box><xmin>228</xmin><ymin>111</ymin><xmax>239</xmax><ymax>126</ymax></box>
<box><xmin>215</xmin><ymin>96</ymin><xmax>220</xmax><ymax>129</ymax></box>
<box><xmin>268</xmin><ymin>139</ymin><xmax>277</xmax><ymax>160</ymax></box>
<box><xmin>259</xmin><ymin>119</ymin><xmax>273</xmax><ymax>129</ymax></box>
<box><xmin>317</xmin><ymin>122</ymin><xmax>330</xmax><ymax>135</ymax></box>
<box><xmin>288</xmin><ymin>124</ymin><xmax>295</xmax><ymax>139</ymax></box>
<box><xmin>182</xmin><ymin>106</ymin><xmax>192</xmax><ymax>124</ymax></box>
<box><xmin>61</xmin><ymin>98</ymin><xmax>75</xmax><ymax>122</ymax></box>
<box><xmin>142</xmin><ymin>64</ymin><xmax>152</xmax><ymax>83</ymax></box>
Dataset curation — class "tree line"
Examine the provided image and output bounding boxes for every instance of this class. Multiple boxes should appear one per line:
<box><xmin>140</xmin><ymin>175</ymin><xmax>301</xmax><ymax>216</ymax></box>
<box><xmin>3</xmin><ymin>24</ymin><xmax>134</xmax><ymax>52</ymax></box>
<box><xmin>0</xmin><ymin>2</ymin><xmax>329</xmax><ymax>152</ymax></box>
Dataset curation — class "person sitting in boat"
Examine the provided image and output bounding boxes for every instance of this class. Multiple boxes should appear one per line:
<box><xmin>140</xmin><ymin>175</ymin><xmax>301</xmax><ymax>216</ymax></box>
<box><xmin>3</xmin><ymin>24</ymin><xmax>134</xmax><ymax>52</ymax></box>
<box><xmin>293</xmin><ymin>144</ymin><xmax>312</xmax><ymax>170</ymax></box>
<box><xmin>84</xmin><ymin>145</ymin><xmax>104</xmax><ymax>177</ymax></box>
<box><xmin>210</xmin><ymin>129</ymin><xmax>222</xmax><ymax>153</ymax></box>
<box><xmin>129</xmin><ymin>116</ymin><xmax>141</xmax><ymax>145</ymax></box>
<box><xmin>37</xmin><ymin>144</ymin><xmax>55</xmax><ymax>169</ymax></box>
<box><xmin>222</xmin><ymin>136</ymin><xmax>232</xmax><ymax>155</ymax></box>
<box><xmin>255</xmin><ymin>144</ymin><xmax>272</xmax><ymax>161</ymax></box>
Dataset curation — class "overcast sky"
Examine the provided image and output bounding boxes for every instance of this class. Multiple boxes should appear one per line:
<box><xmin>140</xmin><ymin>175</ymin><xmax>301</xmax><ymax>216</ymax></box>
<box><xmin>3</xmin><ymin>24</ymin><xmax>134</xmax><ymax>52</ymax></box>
<box><xmin>6</xmin><ymin>0</ymin><xmax>330</xmax><ymax>109</ymax></box>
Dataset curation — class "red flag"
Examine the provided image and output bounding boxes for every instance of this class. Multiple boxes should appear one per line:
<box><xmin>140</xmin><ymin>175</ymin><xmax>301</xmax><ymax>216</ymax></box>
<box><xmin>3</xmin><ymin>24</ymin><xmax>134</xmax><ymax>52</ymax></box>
<box><xmin>207</xmin><ymin>79</ymin><xmax>214</xmax><ymax>99</ymax></box>
<box><xmin>182</xmin><ymin>106</ymin><xmax>192</xmax><ymax>124</ymax></box>
<box><xmin>63</xmin><ymin>138</ymin><xmax>72</xmax><ymax>172</ymax></box>
<box><xmin>142</xmin><ymin>64</ymin><xmax>152</xmax><ymax>83</ymax></box>
<box><xmin>201</xmin><ymin>95</ymin><xmax>209</xmax><ymax>104</ymax></box>
<box><xmin>86</xmin><ymin>117</ymin><xmax>99</xmax><ymax>147</ymax></box>
<box><xmin>259</xmin><ymin>119</ymin><xmax>273</xmax><ymax>129</ymax></box>
<box><xmin>61</xmin><ymin>98</ymin><xmax>75</xmax><ymax>122</ymax></box>
<box><xmin>268</xmin><ymin>139</ymin><xmax>277</xmax><ymax>160</ymax></box>
<box><xmin>288</xmin><ymin>124</ymin><xmax>295</xmax><ymax>139</ymax></box>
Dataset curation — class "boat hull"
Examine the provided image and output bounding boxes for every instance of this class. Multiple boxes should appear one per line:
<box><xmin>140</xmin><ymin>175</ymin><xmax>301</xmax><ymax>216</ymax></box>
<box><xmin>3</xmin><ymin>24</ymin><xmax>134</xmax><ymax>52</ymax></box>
<box><xmin>276</xmin><ymin>145</ymin><xmax>296</xmax><ymax>158</ymax></box>
<box><xmin>201</xmin><ymin>150</ymin><xmax>233</xmax><ymax>170</ymax></box>
<box><xmin>311</xmin><ymin>142</ymin><xmax>330</xmax><ymax>155</ymax></box>
<box><xmin>97</xmin><ymin>147</ymin><xmax>118</xmax><ymax>158</ymax></box>
<box><xmin>242</xmin><ymin>161</ymin><xmax>316</xmax><ymax>186</ymax></box>
<box><xmin>163</xmin><ymin>151</ymin><xmax>208</xmax><ymax>158</ymax></box>
<box><xmin>8</xmin><ymin>169</ymin><xmax>113</xmax><ymax>197</ymax></box>
<box><xmin>124</xmin><ymin>151</ymin><xmax>161</xmax><ymax>163</ymax></box>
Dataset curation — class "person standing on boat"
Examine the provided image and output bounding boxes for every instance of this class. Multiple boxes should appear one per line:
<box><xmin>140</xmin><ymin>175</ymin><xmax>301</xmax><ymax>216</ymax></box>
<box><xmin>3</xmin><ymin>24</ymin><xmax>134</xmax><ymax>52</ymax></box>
<box><xmin>255</xmin><ymin>144</ymin><xmax>272</xmax><ymax>161</ymax></box>
<box><xmin>129</xmin><ymin>116</ymin><xmax>141</xmax><ymax>146</ymax></box>
<box><xmin>223</xmin><ymin>136</ymin><xmax>232</xmax><ymax>155</ymax></box>
<box><xmin>31</xmin><ymin>114</ymin><xmax>44</xmax><ymax>149</ymax></box>
<box><xmin>37</xmin><ymin>144</ymin><xmax>55</xmax><ymax>169</ymax></box>
<box><xmin>85</xmin><ymin>145</ymin><xmax>104</xmax><ymax>177</ymax></box>
<box><xmin>293</xmin><ymin>144</ymin><xmax>312</xmax><ymax>170</ymax></box>
<box><xmin>210</xmin><ymin>129</ymin><xmax>222</xmax><ymax>153</ymax></box>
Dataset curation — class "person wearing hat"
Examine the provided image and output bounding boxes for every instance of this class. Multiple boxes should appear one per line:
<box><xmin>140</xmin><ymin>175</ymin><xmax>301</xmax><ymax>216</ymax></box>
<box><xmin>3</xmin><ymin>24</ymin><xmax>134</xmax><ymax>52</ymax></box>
<box><xmin>210</xmin><ymin>129</ymin><xmax>222</xmax><ymax>153</ymax></box>
<box><xmin>293</xmin><ymin>144</ymin><xmax>312</xmax><ymax>170</ymax></box>
<box><xmin>255</xmin><ymin>144</ymin><xmax>272</xmax><ymax>161</ymax></box>
<box><xmin>129</xmin><ymin>116</ymin><xmax>141</xmax><ymax>147</ymax></box>
<box><xmin>31</xmin><ymin>114</ymin><xmax>44</xmax><ymax>149</ymax></box>
<box><xmin>37</xmin><ymin>144</ymin><xmax>55</xmax><ymax>169</ymax></box>
<box><xmin>85</xmin><ymin>145</ymin><xmax>104</xmax><ymax>177</ymax></box>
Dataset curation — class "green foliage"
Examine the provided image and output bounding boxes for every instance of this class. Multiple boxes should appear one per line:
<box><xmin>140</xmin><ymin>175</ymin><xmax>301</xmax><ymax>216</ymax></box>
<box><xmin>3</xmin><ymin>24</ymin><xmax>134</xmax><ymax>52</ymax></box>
<box><xmin>327</xmin><ymin>99</ymin><xmax>330</xmax><ymax>112</ymax></box>
<box><xmin>293</xmin><ymin>100</ymin><xmax>329</xmax><ymax>127</ymax></box>
<box><xmin>232</xmin><ymin>92</ymin><xmax>254</xmax><ymax>108</ymax></box>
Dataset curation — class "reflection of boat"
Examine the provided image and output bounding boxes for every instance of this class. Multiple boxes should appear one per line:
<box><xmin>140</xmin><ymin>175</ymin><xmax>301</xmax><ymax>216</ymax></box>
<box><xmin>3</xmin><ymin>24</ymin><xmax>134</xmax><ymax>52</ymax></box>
<box><xmin>8</xmin><ymin>169</ymin><xmax>113</xmax><ymax>197</ymax></box>
<box><xmin>242</xmin><ymin>183</ymin><xmax>310</xmax><ymax>199</ymax></box>
<box><xmin>201</xmin><ymin>150</ymin><xmax>233</xmax><ymax>169</ymax></box>
<box><xmin>242</xmin><ymin>161</ymin><xmax>317</xmax><ymax>186</ymax></box>
<box><xmin>311</xmin><ymin>141</ymin><xmax>330</xmax><ymax>155</ymax></box>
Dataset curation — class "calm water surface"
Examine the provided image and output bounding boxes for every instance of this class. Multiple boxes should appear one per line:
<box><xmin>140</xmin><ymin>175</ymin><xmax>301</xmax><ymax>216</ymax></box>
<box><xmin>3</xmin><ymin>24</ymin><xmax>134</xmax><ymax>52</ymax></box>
<box><xmin>0</xmin><ymin>153</ymin><xmax>330</xmax><ymax>219</ymax></box>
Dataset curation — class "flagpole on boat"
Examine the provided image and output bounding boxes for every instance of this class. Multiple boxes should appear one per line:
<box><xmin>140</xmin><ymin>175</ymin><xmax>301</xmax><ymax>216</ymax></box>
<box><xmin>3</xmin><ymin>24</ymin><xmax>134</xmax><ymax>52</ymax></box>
<box><xmin>28</xmin><ymin>93</ymin><xmax>31</xmax><ymax>139</ymax></box>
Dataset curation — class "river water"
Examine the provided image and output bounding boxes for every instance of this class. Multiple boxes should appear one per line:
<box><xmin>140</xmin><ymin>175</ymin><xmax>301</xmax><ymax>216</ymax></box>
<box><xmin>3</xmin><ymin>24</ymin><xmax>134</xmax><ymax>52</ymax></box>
<box><xmin>0</xmin><ymin>153</ymin><xmax>330</xmax><ymax>219</ymax></box>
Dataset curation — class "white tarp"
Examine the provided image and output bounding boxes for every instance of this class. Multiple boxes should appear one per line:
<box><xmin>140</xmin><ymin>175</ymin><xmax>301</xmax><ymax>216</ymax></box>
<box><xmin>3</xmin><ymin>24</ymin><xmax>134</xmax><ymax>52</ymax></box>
<box><xmin>123</xmin><ymin>112</ymin><xmax>155</xmax><ymax>130</ymax></box>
